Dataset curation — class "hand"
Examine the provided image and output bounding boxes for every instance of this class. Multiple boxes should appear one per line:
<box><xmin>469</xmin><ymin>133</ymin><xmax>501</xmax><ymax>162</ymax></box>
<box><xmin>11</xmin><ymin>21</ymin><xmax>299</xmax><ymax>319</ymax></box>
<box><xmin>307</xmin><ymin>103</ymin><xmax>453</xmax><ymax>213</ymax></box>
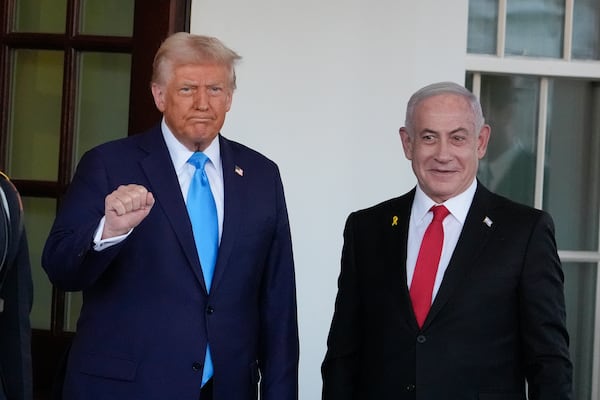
<box><xmin>102</xmin><ymin>184</ymin><xmax>155</xmax><ymax>239</ymax></box>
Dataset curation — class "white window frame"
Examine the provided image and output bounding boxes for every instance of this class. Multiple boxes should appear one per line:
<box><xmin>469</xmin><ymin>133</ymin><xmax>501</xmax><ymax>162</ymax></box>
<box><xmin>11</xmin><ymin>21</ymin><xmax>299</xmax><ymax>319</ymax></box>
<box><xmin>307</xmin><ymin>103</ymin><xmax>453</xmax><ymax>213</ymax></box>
<box><xmin>467</xmin><ymin>0</ymin><xmax>600</xmax><ymax>398</ymax></box>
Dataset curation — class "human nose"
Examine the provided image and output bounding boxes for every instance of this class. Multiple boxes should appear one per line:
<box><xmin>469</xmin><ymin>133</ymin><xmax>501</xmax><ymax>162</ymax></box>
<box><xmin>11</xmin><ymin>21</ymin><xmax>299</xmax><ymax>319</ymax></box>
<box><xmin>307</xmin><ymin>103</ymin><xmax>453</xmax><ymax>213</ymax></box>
<box><xmin>192</xmin><ymin>89</ymin><xmax>209</xmax><ymax>110</ymax></box>
<box><xmin>434</xmin><ymin>139</ymin><xmax>452</xmax><ymax>161</ymax></box>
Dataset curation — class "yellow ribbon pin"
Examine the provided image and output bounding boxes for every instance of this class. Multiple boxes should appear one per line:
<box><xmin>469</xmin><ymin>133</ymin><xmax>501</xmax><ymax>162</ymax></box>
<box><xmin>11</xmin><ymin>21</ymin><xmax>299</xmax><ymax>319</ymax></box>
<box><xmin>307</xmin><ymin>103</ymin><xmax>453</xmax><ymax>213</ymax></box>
<box><xmin>392</xmin><ymin>216</ymin><xmax>398</xmax><ymax>226</ymax></box>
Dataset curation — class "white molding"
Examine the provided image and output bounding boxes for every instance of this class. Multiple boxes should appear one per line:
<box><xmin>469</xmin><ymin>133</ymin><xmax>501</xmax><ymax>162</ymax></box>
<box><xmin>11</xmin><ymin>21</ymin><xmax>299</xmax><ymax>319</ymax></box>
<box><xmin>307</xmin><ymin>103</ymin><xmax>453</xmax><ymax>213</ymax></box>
<box><xmin>466</xmin><ymin>54</ymin><xmax>600</xmax><ymax>79</ymax></box>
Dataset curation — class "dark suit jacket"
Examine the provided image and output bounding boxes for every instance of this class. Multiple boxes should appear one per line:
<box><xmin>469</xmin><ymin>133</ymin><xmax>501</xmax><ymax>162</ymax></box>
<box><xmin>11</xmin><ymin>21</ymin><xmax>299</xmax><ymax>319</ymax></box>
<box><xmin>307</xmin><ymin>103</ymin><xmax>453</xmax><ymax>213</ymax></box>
<box><xmin>0</xmin><ymin>174</ymin><xmax>33</xmax><ymax>400</ymax></box>
<box><xmin>322</xmin><ymin>183</ymin><xmax>572</xmax><ymax>400</ymax></box>
<box><xmin>42</xmin><ymin>126</ymin><xmax>299</xmax><ymax>400</ymax></box>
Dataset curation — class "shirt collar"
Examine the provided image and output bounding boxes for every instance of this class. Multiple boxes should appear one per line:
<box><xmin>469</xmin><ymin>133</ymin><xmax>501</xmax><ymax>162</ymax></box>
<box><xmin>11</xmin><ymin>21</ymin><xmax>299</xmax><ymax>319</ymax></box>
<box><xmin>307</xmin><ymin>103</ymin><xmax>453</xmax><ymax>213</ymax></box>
<box><xmin>413</xmin><ymin>178</ymin><xmax>477</xmax><ymax>225</ymax></box>
<box><xmin>161</xmin><ymin>118</ymin><xmax>221</xmax><ymax>172</ymax></box>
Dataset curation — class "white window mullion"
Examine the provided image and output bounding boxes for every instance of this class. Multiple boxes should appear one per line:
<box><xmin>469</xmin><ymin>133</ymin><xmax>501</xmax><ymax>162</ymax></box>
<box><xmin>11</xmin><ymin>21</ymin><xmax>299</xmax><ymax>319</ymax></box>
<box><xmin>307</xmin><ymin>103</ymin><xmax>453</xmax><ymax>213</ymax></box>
<box><xmin>563</xmin><ymin>0</ymin><xmax>574</xmax><ymax>61</ymax></box>
<box><xmin>497</xmin><ymin>0</ymin><xmax>507</xmax><ymax>58</ymax></box>
<box><xmin>471</xmin><ymin>72</ymin><xmax>481</xmax><ymax>98</ymax></box>
<box><xmin>534</xmin><ymin>77</ymin><xmax>549</xmax><ymax>210</ymax></box>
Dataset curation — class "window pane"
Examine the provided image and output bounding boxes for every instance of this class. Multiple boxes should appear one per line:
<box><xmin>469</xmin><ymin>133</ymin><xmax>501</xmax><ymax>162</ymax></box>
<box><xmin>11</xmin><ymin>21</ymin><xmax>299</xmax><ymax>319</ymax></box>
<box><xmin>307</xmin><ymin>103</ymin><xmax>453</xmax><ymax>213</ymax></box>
<box><xmin>79</xmin><ymin>0</ymin><xmax>134</xmax><ymax>37</ymax></box>
<box><xmin>545</xmin><ymin>80</ymin><xmax>600</xmax><ymax>251</ymax></box>
<box><xmin>505</xmin><ymin>0</ymin><xmax>564</xmax><ymax>58</ymax></box>
<box><xmin>563</xmin><ymin>262</ymin><xmax>596</xmax><ymax>400</ymax></box>
<box><xmin>477</xmin><ymin>74</ymin><xmax>539</xmax><ymax>206</ymax></box>
<box><xmin>14</xmin><ymin>0</ymin><xmax>67</xmax><ymax>33</ymax></box>
<box><xmin>22</xmin><ymin>197</ymin><xmax>56</xmax><ymax>330</ymax></box>
<box><xmin>64</xmin><ymin>292</ymin><xmax>82</xmax><ymax>332</ymax></box>
<box><xmin>467</xmin><ymin>0</ymin><xmax>498</xmax><ymax>54</ymax></box>
<box><xmin>74</xmin><ymin>52</ymin><xmax>131</xmax><ymax>164</ymax></box>
<box><xmin>9</xmin><ymin>50</ymin><xmax>63</xmax><ymax>180</ymax></box>
<box><xmin>572</xmin><ymin>0</ymin><xmax>600</xmax><ymax>60</ymax></box>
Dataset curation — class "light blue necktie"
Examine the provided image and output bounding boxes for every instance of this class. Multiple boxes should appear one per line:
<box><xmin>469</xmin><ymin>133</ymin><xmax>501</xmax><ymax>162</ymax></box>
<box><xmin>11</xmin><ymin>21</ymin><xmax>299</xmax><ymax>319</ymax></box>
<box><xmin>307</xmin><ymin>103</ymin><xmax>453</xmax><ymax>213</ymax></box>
<box><xmin>186</xmin><ymin>151</ymin><xmax>218</xmax><ymax>386</ymax></box>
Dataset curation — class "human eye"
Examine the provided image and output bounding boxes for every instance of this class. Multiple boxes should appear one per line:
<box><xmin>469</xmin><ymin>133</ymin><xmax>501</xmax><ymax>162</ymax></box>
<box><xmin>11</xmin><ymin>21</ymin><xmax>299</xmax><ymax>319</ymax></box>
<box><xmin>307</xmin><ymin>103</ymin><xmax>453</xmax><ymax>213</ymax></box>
<box><xmin>179</xmin><ymin>86</ymin><xmax>194</xmax><ymax>96</ymax></box>
<box><xmin>207</xmin><ymin>85</ymin><xmax>224</xmax><ymax>96</ymax></box>
<box><xmin>421</xmin><ymin>133</ymin><xmax>436</xmax><ymax>143</ymax></box>
<box><xmin>451</xmin><ymin>134</ymin><xmax>467</xmax><ymax>144</ymax></box>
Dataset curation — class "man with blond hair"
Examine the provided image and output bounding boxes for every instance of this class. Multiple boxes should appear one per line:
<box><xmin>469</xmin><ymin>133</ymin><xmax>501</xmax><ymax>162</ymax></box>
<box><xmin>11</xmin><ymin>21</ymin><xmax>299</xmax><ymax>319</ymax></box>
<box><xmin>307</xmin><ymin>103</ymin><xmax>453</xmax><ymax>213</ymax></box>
<box><xmin>44</xmin><ymin>33</ymin><xmax>298</xmax><ymax>400</ymax></box>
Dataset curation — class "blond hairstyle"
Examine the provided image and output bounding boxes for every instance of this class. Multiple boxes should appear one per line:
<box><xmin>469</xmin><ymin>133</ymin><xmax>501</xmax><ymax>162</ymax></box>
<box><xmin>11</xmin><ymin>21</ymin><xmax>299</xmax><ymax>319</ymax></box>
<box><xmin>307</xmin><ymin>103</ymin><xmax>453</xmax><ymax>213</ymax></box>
<box><xmin>151</xmin><ymin>32</ymin><xmax>242</xmax><ymax>89</ymax></box>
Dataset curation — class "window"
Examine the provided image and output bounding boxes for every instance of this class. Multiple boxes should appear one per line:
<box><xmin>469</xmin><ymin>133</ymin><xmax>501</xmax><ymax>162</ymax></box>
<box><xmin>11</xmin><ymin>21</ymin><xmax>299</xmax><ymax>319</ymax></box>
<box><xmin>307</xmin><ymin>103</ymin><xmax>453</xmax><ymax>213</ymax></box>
<box><xmin>467</xmin><ymin>1</ymin><xmax>600</xmax><ymax>399</ymax></box>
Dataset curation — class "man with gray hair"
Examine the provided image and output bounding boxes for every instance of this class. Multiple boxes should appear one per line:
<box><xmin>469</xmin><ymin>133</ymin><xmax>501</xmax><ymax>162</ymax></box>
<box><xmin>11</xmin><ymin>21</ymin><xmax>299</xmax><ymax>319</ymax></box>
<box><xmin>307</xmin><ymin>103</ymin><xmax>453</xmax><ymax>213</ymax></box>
<box><xmin>322</xmin><ymin>81</ymin><xmax>572</xmax><ymax>399</ymax></box>
<box><xmin>43</xmin><ymin>32</ymin><xmax>298</xmax><ymax>400</ymax></box>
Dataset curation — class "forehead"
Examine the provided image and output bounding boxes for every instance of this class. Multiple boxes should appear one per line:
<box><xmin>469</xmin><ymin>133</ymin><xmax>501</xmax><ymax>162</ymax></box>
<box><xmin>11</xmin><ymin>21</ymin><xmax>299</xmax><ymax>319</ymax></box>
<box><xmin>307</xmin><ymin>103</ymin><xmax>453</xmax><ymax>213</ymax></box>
<box><xmin>414</xmin><ymin>94</ymin><xmax>476</xmax><ymax>130</ymax></box>
<box><xmin>170</xmin><ymin>63</ymin><xmax>230</xmax><ymax>82</ymax></box>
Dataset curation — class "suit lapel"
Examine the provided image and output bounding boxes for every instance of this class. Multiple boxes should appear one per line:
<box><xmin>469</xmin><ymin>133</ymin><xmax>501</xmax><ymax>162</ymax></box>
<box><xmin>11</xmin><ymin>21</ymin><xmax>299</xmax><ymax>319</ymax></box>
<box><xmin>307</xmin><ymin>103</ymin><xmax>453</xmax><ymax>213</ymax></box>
<box><xmin>422</xmin><ymin>184</ymin><xmax>496</xmax><ymax>328</ymax></box>
<box><xmin>209</xmin><ymin>136</ymin><xmax>243</xmax><ymax>292</ymax></box>
<box><xmin>384</xmin><ymin>190</ymin><xmax>419</xmax><ymax>330</ymax></box>
<box><xmin>137</xmin><ymin>127</ymin><xmax>207</xmax><ymax>291</ymax></box>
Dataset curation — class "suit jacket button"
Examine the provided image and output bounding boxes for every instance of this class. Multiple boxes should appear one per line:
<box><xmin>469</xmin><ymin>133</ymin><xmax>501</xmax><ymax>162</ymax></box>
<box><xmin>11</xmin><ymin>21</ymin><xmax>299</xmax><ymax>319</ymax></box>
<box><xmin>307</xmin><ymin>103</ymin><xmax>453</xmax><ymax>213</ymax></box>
<box><xmin>416</xmin><ymin>335</ymin><xmax>426</xmax><ymax>343</ymax></box>
<box><xmin>206</xmin><ymin>306</ymin><xmax>214</xmax><ymax>314</ymax></box>
<box><xmin>406</xmin><ymin>384</ymin><xmax>416</xmax><ymax>392</ymax></box>
<box><xmin>192</xmin><ymin>362</ymin><xmax>202</xmax><ymax>372</ymax></box>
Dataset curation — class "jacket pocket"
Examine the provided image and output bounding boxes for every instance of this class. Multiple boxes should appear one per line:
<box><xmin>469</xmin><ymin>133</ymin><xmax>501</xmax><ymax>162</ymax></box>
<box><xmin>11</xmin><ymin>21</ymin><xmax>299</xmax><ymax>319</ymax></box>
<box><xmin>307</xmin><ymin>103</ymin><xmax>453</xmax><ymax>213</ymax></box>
<box><xmin>76</xmin><ymin>352</ymin><xmax>138</xmax><ymax>381</ymax></box>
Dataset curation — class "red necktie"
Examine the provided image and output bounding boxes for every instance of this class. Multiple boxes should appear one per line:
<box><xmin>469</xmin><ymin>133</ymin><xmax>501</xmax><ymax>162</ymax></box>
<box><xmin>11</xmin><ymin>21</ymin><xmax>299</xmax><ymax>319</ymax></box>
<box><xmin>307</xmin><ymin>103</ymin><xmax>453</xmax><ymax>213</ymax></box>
<box><xmin>410</xmin><ymin>205</ymin><xmax>450</xmax><ymax>328</ymax></box>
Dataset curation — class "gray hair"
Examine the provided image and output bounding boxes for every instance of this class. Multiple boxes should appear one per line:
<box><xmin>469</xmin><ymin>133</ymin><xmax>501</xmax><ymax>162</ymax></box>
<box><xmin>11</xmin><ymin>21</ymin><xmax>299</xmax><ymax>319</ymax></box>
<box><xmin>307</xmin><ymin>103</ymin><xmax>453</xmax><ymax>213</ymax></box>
<box><xmin>151</xmin><ymin>32</ymin><xmax>242</xmax><ymax>89</ymax></box>
<box><xmin>404</xmin><ymin>81</ymin><xmax>485</xmax><ymax>134</ymax></box>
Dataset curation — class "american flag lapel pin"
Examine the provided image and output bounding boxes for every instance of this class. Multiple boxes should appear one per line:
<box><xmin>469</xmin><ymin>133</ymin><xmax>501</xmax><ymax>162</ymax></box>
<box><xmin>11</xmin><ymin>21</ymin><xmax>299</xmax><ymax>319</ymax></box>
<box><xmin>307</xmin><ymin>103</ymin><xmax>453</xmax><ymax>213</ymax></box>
<box><xmin>235</xmin><ymin>165</ymin><xmax>244</xmax><ymax>176</ymax></box>
<box><xmin>483</xmin><ymin>216</ymin><xmax>493</xmax><ymax>227</ymax></box>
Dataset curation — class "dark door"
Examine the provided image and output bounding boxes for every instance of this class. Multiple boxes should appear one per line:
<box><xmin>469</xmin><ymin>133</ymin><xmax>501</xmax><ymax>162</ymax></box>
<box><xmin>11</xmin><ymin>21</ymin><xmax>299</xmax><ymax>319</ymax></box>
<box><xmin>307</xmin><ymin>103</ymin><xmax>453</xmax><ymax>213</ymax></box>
<box><xmin>0</xmin><ymin>1</ymin><xmax>190</xmax><ymax>398</ymax></box>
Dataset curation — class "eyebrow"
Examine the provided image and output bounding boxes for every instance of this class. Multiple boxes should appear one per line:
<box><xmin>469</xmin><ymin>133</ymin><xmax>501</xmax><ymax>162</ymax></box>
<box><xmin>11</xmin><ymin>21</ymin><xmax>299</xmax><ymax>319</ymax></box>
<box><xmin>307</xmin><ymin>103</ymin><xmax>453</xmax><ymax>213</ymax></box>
<box><xmin>420</xmin><ymin>127</ymin><xmax>469</xmax><ymax>135</ymax></box>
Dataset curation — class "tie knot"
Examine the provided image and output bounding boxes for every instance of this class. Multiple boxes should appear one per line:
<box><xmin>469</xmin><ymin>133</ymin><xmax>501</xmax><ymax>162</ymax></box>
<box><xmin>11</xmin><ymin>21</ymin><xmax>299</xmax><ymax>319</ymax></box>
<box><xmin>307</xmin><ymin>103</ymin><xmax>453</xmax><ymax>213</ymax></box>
<box><xmin>188</xmin><ymin>152</ymin><xmax>209</xmax><ymax>170</ymax></box>
<box><xmin>431</xmin><ymin>205</ymin><xmax>450</xmax><ymax>221</ymax></box>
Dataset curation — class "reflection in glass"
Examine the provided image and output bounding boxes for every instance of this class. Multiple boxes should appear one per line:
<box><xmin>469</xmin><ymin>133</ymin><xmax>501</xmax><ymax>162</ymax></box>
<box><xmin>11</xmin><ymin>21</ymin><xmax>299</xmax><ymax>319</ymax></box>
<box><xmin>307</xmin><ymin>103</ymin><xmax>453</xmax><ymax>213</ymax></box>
<box><xmin>64</xmin><ymin>292</ymin><xmax>82</xmax><ymax>332</ymax></box>
<box><xmin>9</xmin><ymin>50</ymin><xmax>63</xmax><ymax>180</ymax></box>
<box><xmin>545</xmin><ymin>80</ymin><xmax>600</xmax><ymax>251</ymax></box>
<box><xmin>505</xmin><ymin>0</ymin><xmax>564</xmax><ymax>58</ymax></box>
<box><xmin>74</xmin><ymin>52</ymin><xmax>131</xmax><ymax>165</ymax></box>
<box><xmin>563</xmin><ymin>262</ymin><xmax>596</xmax><ymax>400</ymax></box>
<box><xmin>477</xmin><ymin>75</ymin><xmax>539</xmax><ymax>206</ymax></box>
<box><xmin>79</xmin><ymin>0</ymin><xmax>134</xmax><ymax>37</ymax></box>
<box><xmin>22</xmin><ymin>197</ymin><xmax>56</xmax><ymax>330</ymax></box>
<box><xmin>14</xmin><ymin>0</ymin><xmax>67</xmax><ymax>33</ymax></box>
<box><xmin>572</xmin><ymin>0</ymin><xmax>600</xmax><ymax>60</ymax></box>
<box><xmin>467</xmin><ymin>0</ymin><xmax>498</xmax><ymax>54</ymax></box>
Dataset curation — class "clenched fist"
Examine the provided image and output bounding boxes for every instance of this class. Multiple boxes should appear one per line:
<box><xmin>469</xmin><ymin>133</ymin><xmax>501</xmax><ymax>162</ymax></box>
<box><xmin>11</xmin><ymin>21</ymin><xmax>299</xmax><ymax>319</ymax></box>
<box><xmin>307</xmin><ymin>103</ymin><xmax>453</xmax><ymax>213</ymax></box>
<box><xmin>103</xmin><ymin>184</ymin><xmax>155</xmax><ymax>239</ymax></box>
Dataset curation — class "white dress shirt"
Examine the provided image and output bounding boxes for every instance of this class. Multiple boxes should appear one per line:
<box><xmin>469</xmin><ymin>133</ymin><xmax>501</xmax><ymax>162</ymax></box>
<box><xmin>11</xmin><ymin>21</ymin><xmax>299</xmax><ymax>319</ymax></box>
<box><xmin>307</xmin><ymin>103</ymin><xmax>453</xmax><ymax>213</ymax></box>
<box><xmin>406</xmin><ymin>179</ymin><xmax>477</xmax><ymax>299</ymax></box>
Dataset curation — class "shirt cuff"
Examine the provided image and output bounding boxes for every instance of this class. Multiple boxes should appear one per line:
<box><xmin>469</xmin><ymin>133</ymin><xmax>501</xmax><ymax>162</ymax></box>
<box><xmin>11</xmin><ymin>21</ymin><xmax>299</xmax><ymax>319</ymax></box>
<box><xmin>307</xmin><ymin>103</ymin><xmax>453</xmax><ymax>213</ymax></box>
<box><xmin>93</xmin><ymin>216</ymin><xmax>132</xmax><ymax>251</ymax></box>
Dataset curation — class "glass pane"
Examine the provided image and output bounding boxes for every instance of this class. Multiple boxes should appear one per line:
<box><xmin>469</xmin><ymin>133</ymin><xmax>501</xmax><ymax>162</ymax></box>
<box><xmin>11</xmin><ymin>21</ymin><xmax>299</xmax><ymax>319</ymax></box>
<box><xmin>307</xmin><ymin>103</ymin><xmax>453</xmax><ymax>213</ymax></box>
<box><xmin>545</xmin><ymin>79</ymin><xmax>600</xmax><ymax>251</ymax></box>
<box><xmin>9</xmin><ymin>50</ymin><xmax>63</xmax><ymax>180</ymax></box>
<box><xmin>505</xmin><ymin>0</ymin><xmax>564</xmax><ymax>58</ymax></box>
<box><xmin>79</xmin><ymin>0</ymin><xmax>134</xmax><ymax>37</ymax></box>
<box><xmin>74</xmin><ymin>52</ymin><xmax>131</xmax><ymax>164</ymax></box>
<box><xmin>572</xmin><ymin>0</ymin><xmax>600</xmax><ymax>60</ymax></box>
<box><xmin>22</xmin><ymin>197</ymin><xmax>56</xmax><ymax>330</ymax></box>
<box><xmin>64</xmin><ymin>292</ymin><xmax>82</xmax><ymax>332</ymax></box>
<box><xmin>467</xmin><ymin>0</ymin><xmax>498</xmax><ymax>54</ymax></box>
<box><xmin>563</xmin><ymin>262</ymin><xmax>596</xmax><ymax>400</ymax></box>
<box><xmin>14</xmin><ymin>0</ymin><xmax>67</xmax><ymax>33</ymax></box>
<box><xmin>477</xmin><ymin>74</ymin><xmax>539</xmax><ymax>206</ymax></box>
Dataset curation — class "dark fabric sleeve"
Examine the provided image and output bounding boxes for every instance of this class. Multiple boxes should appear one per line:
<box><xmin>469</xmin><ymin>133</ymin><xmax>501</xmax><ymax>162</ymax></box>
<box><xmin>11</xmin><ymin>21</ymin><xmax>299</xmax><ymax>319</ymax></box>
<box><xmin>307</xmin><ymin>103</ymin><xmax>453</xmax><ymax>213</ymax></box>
<box><xmin>321</xmin><ymin>213</ymin><xmax>361</xmax><ymax>400</ymax></box>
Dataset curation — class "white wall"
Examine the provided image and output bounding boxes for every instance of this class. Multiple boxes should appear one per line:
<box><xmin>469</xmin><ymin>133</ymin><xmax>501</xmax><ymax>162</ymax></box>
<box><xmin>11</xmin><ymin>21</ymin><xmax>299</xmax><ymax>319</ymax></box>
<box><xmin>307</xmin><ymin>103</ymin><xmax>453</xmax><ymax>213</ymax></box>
<box><xmin>190</xmin><ymin>1</ymin><xmax>469</xmax><ymax>398</ymax></box>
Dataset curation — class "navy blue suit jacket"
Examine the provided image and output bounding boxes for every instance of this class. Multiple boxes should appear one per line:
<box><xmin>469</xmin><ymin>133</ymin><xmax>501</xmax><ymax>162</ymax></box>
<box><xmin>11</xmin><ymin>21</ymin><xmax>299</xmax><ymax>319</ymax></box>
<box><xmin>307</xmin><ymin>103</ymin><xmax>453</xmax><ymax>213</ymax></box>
<box><xmin>43</xmin><ymin>126</ymin><xmax>299</xmax><ymax>399</ymax></box>
<box><xmin>322</xmin><ymin>184</ymin><xmax>572</xmax><ymax>400</ymax></box>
